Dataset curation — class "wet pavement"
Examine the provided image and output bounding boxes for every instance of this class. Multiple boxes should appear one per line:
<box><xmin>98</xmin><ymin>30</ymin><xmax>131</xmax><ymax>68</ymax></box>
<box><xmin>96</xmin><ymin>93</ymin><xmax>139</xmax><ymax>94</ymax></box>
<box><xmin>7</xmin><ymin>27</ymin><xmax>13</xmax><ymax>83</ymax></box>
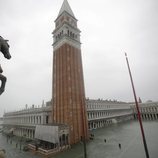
<box><xmin>54</xmin><ymin>121</ymin><xmax>158</xmax><ymax>158</ymax></box>
<box><xmin>0</xmin><ymin>121</ymin><xmax>158</xmax><ymax>158</ymax></box>
<box><xmin>0</xmin><ymin>133</ymin><xmax>39</xmax><ymax>158</ymax></box>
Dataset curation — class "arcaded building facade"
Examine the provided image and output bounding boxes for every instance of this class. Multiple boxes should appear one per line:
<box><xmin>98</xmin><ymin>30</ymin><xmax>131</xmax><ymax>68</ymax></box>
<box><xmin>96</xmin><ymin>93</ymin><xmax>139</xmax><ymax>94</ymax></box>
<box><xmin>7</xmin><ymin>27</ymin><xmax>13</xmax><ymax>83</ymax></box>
<box><xmin>2</xmin><ymin>99</ymin><xmax>133</xmax><ymax>139</ymax></box>
<box><xmin>86</xmin><ymin>99</ymin><xmax>133</xmax><ymax>130</ymax></box>
<box><xmin>2</xmin><ymin>103</ymin><xmax>52</xmax><ymax>139</ymax></box>
<box><xmin>131</xmin><ymin>101</ymin><xmax>158</xmax><ymax>120</ymax></box>
<box><xmin>52</xmin><ymin>0</ymin><xmax>88</xmax><ymax>144</ymax></box>
<box><xmin>3</xmin><ymin>100</ymin><xmax>158</xmax><ymax>140</ymax></box>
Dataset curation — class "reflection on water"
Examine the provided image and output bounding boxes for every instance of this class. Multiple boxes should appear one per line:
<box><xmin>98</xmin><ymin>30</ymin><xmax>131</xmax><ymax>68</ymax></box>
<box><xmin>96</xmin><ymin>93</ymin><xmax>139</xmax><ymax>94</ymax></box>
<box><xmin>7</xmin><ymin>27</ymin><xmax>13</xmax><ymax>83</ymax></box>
<box><xmin>0</xmin><ymin>121</ymin><xmax>158</xmax><ymax>158</ymax></box>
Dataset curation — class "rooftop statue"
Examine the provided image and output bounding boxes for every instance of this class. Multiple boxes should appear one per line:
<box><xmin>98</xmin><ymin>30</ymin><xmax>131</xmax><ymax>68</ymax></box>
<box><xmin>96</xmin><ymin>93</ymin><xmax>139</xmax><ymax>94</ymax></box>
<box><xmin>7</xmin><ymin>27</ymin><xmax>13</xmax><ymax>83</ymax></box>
<box><xmin>0</xmin><ymin>36</ymin><xmax>11</xmax><ymax>95</ymax></box>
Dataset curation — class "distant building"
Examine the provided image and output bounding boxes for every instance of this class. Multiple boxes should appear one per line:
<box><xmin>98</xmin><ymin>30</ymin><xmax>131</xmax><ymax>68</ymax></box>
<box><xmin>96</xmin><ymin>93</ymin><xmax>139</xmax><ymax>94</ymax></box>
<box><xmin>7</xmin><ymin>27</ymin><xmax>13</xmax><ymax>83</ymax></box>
<box><xmin>2</xmin><ymin>103</ymin><xmax>70</xmax><ymax>153</ymax></box>
<box><xmin>2</xmin><ymin>104</ymin><xmax>52</xmax><ymax>139</ymax></box>
<box><xmin>86</xmin><ymin>99</ymin><xmax>133</xmax><ymax>130</ymax></box>
<box><xmin>3</xmin><ymin>100</ymin><xmax>158</xmax><ymax>143</ymax></box>
<box><xmin>131</xmin><ymin>101</ymin><xmax>158</xmax><ymax>120</ymax></box>
<box><xmin>2</xmin><ymin>99</ymin><xmax>133</xmax><ymax>139</ymax></box>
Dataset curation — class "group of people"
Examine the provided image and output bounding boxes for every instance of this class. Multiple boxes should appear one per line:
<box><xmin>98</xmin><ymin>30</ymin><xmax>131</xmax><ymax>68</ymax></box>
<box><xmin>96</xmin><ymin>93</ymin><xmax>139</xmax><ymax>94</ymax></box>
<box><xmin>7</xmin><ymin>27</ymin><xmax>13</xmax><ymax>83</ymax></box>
<box><xmin>104</xmin><ymin>138</ymin><xmax>122</xmax><ymax>149</ymax></box>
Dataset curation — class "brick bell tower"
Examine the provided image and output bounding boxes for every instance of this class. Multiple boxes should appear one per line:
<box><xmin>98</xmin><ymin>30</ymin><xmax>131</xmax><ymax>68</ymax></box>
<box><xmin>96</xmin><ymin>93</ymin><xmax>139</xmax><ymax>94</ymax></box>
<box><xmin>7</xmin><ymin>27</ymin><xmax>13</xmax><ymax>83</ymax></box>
<box><xmin>52</xmin><ymin>0</ymin><xmax>88</xmax><ymax>144</ymax></box>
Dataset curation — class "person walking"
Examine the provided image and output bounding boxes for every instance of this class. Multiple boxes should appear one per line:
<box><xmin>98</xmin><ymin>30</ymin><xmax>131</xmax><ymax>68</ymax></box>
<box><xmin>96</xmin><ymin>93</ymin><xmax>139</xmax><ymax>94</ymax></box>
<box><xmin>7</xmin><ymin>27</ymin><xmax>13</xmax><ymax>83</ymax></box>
<box><xmin>118</xmin><ymin>143</ymin><xmax>121</xmax><ymax>149</ymax></box>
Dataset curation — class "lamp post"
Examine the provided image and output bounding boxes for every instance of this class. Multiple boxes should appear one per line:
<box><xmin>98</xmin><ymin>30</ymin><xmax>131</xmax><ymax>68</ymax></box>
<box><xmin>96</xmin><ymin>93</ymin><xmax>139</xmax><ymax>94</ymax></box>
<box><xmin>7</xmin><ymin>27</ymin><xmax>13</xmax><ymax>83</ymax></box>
<box><xmin>19</xmin><ymin>137</ymin><xmax>22</xmax><ymax>150</ymax></box>
<box><xmin>81</xmin><ymin>99</ymin><xmax>87</xmax><ymax>158</ymax></box>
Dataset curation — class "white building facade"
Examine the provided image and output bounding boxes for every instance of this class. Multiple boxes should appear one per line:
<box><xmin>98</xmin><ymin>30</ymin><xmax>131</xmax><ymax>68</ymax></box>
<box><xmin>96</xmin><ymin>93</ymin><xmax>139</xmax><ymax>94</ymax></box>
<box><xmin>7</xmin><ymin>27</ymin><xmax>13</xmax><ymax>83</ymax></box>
<box><xmin>131</xmin><ymin>101</ymin><xmax>158</xmax><ymax>120</ymax></box>
<box><xmin>3</xmin><ymin>104</ymin><xmax>52</xmax><ymax>139</ymax></box>
<box><xmin>2</xmin><ymin>99</ymin><xmax>133</xmax><ymax>139</ymax></box>
<box><xmin>86</xmin><ymin>99</ymin><xmax>133</xmax><ymax>130</ymax></box>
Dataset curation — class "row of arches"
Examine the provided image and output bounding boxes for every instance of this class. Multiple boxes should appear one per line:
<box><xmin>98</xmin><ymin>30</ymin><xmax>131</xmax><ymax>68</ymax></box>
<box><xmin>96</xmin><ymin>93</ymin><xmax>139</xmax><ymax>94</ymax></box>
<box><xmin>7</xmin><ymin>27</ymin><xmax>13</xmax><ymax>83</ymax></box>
<box><xmin>3</xmin><ymin>115</ymin><xmax>49</xmax><ymax>125</ymax></box>
<box><xmin>88</xmin><ymin>119</ymin><xmax>113</xmax><ymax>130</ymax></box>
<box><xmin>88</xmin><ymin>115</ymin><xmax>133</xmax><ymax>130</ymax></box>
<box><xmin>87</xmin><ymin>110</ymin><xmax>131</xmax><ymax>120</ymax></box>
<box><xmin>133</xmin><ymin>106</ymin><xmax>158</xmax><ymax>113</ymax></box>
<box><xmin>134</xmin><ymin>113</ymin><xmax>158</xmax><ymax>120</ymax></box>
<box><xmin>55</xmin><ymin>30</ymin><xmax>78</xmax><ymax>42</ymax></box>
<box><xmin>13</xmin><ymin>128</ymin><xmax>35</xmax><ymax>139</ymax></box>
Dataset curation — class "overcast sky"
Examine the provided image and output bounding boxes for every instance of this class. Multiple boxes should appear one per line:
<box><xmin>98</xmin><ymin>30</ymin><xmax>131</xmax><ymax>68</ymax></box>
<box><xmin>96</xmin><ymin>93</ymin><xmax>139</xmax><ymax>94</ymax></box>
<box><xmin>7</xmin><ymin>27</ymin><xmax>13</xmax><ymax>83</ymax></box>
<box><xmin>0</xmin><ymin>0</ymin><xmax>158</xmax><ymax>116</ymax></box>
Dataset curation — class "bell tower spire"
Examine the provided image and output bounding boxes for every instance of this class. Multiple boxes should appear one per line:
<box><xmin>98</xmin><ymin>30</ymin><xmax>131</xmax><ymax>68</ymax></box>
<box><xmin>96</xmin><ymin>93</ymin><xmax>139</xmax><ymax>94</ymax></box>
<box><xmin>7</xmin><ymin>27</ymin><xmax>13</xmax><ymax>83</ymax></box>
<box><xmin>58</xmin><ymin>0</ymin><xmax>75</xmax><ymax>18</ymax></box>
<box><xmin>53</xmin><ymin>0</ymin><xmax>80</xmax><ymax>51</ymax></box>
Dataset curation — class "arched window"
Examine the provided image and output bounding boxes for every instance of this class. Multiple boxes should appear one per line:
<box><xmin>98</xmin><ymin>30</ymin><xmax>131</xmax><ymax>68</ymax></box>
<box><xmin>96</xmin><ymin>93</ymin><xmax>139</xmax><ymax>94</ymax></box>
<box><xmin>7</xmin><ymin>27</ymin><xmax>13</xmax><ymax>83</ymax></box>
<box><xmin>46</xmin><ymin>115</ymin><xmax>49</xmax><ymax>124</ymax></box>
<box><xmin>39</xmin><ymin>116</ymin><xmax>41</xmax><ymax>124</ymax></box>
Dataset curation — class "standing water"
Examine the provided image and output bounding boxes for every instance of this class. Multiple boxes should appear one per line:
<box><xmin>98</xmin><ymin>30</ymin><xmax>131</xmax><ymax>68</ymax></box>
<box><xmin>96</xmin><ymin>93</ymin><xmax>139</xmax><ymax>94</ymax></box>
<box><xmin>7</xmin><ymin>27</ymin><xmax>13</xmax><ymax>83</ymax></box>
<box><xmin>0</xmin><ymin>121</ymin><xmax>158</xmax><ymax>158</ymax></box>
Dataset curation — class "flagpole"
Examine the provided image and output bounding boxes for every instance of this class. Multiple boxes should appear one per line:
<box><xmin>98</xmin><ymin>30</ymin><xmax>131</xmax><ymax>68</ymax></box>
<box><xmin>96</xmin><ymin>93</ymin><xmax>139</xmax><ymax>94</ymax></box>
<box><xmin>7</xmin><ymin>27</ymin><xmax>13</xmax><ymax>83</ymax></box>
<box><xmin>125</xmin><ymin>53</ymin><xmax>150</xmax><ymax>158</ymax></box>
